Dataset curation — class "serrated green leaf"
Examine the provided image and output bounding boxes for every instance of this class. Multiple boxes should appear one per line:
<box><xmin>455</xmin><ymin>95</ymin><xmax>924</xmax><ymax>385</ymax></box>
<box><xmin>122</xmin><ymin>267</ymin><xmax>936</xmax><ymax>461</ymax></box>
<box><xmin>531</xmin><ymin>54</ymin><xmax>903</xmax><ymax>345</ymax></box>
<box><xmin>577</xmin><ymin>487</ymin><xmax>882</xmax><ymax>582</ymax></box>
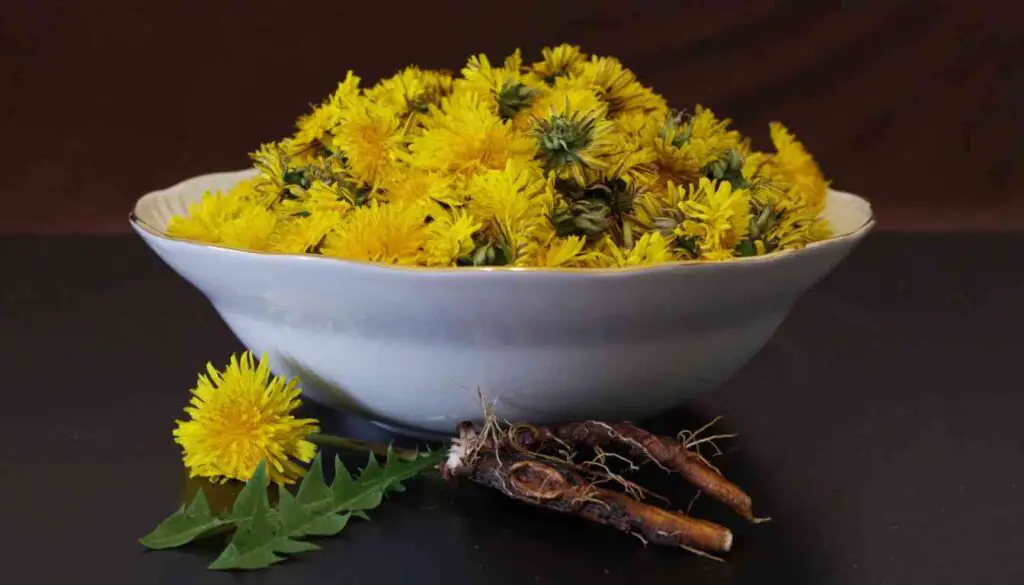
<box><xmin>229</xmin><ymin>461</ymin><xmax>270</xmax><ymax>523</ymax></box>
<box><xmin>361</xmin><ymin>451</ymin><xmax>383</xmax><ymax>479</ymax></box>
<box><xmin>304</xmin><ymin>512</ymin><xmax>351</xmax><ymax>536</ymax></box>
<box><xmin>331</xmin><ymin>456</ymin><xmax>357</xmax><ymax>495</ymax></box>
<box><xmin>139</xmin><ymin>489</ymin><xmax>229</xmax><ymax>550</ymax></box>
<box><xmin>277</xmin><ymin>484</ymin><xmax>350</xmax><ymax>538</ymax></box>
<box><xmin>273</xmin><ymin>538</ymin><xmax>320</xmax><ymax>554</ymax></box>
<box><xmin>206</xmin><ymin>447</ymin><xmax>444</xmax><ymax>571</ymax></box>
<box><xmin>295</xmin><ymin>453</ymin><xmax>331</xmax><ymax>507</ymax></box>
<box><xmin>209</xmin><ymin>497</ymin><xmax>284</xmax><ymax>570</ymax></box>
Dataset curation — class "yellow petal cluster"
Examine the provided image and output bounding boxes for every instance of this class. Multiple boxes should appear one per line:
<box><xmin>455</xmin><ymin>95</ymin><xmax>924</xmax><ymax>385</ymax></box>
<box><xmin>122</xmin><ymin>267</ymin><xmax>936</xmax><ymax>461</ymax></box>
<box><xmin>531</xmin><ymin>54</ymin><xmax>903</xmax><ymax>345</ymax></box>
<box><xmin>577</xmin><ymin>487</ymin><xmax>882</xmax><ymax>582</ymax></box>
<box><xmin>167</xmin><ymin>44</ymin><xmax>832</xmax><ymax>267</ymax></box>
<box><xmin>173</xmin><ymin>351</ymin><xmax>319</xmax><ymax>485</ymax></box>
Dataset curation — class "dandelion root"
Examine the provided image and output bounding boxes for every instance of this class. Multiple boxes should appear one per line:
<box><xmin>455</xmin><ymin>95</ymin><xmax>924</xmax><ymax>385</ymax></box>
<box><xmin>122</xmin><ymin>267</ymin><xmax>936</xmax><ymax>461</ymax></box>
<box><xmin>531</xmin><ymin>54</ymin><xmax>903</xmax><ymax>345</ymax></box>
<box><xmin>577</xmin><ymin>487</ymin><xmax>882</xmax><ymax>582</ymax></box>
<box><xmin>458</xmin><ymin>452</ymin><xmax>733</xmax><ymax>554</ymax></box>
<box><xmin>554</xmin><ymin>422</ymin><xmax>762</xmax><ymax>522</ymax></box>
<box><xmin>452</xmin><ymin>420</ymin><xmax>763</xmax><ymax>522</ymax></box>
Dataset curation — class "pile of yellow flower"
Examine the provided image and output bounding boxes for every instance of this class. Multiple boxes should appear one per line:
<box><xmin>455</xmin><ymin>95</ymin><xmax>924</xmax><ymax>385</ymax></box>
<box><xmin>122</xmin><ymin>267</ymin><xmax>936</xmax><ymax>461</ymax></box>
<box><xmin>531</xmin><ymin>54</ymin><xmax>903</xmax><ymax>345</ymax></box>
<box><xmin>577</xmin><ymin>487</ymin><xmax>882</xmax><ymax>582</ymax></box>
<box><xmin>168</xmin><ymin>44</ymin><xmax>831</xmax><ymax>267</ymax></box>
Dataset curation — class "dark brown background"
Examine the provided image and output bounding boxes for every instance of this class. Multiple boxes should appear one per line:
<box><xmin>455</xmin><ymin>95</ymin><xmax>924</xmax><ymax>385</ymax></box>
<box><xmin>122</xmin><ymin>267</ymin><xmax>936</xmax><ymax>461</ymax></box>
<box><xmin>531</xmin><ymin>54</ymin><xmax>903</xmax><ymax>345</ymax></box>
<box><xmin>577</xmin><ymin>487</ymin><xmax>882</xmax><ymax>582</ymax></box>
<box><xmin>2</xmin><ymin>0</ymin><xmax>1023</xmax><ymax>234</ymax></box>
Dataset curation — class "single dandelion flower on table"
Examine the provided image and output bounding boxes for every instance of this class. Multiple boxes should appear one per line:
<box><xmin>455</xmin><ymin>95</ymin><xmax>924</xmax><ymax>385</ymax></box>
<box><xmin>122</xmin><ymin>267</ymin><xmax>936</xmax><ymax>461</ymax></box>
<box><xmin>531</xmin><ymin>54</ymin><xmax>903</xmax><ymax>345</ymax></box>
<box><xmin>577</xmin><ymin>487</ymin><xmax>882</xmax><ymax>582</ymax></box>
<box><xmin>173</xmin><ymin>351</ymin><xmax>319</xmax><ymax>485</ymax></box>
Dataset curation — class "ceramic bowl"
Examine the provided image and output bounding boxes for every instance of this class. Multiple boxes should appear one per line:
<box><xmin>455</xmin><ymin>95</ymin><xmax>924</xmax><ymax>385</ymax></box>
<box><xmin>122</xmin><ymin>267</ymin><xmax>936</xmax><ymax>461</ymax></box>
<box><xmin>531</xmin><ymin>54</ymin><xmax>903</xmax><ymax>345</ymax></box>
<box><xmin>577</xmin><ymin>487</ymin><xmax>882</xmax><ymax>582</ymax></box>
<box><xmin>131</xmin><ymin>169</ymin><xmax>873</xmax><ymax>435</ymax></box>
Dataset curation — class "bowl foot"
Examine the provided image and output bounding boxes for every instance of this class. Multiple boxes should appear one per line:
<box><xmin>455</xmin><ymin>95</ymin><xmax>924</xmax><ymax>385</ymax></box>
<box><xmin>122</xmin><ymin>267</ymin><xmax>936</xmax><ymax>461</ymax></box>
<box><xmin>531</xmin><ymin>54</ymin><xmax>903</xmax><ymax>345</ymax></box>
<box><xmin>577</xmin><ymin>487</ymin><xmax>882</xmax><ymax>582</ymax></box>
<box><xmin>369</xmin><ymin>420</ymin><xmax>454</xmax><ymax>442</ymax></box>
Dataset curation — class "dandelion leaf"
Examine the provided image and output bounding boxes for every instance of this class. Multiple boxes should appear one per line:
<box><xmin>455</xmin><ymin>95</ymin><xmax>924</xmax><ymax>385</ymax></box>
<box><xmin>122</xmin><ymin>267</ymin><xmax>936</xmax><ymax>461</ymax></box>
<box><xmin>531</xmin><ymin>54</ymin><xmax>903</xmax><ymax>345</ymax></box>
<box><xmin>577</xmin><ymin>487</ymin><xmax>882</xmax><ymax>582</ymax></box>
<box><xmin>138</xmin><ymin>488</ymin><xmax>229</xmax><ymax>550</ymax></box>
<box><xmin>228</xmin><ymin>461</ymin><xmax>272</xmax><ymax>523</ymax></box>
<box><xmin>207</xmin><ymin>448</ymin><xmax>444</xmax><ymax>570</ymax></box>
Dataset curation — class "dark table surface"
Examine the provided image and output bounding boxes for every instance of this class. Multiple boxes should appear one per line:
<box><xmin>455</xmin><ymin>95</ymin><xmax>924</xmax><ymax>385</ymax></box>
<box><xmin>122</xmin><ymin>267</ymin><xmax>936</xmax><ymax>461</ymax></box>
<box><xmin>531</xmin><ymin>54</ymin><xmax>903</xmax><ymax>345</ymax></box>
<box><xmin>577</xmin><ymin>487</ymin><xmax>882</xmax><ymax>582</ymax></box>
<box><xmin>1</xmin><ymin>232</ymin><xmax>1022</xmax><ymax>584</ymax></box>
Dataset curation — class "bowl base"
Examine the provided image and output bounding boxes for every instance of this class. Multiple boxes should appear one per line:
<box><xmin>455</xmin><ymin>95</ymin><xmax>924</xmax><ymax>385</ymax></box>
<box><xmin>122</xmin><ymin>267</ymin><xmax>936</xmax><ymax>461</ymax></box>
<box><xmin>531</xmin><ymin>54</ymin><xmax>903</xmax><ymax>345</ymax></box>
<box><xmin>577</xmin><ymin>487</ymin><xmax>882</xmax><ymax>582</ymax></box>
<box><xmin>370</xmin><ymin>420</ymin><xmax>454</xmax><ymax>441</ymax></box>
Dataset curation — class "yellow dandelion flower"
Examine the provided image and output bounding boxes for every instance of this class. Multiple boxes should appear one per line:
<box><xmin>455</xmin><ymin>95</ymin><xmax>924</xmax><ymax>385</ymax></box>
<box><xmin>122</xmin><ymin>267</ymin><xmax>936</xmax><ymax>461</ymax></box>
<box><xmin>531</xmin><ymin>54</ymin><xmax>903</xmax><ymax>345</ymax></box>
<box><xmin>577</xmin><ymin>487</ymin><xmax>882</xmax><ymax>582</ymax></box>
<box><xmin>468</xmin><ymin>160</ymin><xmax>546</xmax><ymax>230</ymax></box>
<box><xmin>765</xmin><ymin>206</ymin><xmax>832</xmax><ymax>252</ymax></box>
<box><xmin>531</xmin><ymin>102</ymin><xmax>617</xmax><ymax>185</ymax></box>
<box><xmin>218</xmin><ymin>205</ymin><xmax>279</xmax><ymax>252</ymax></box>
<box><xmin>166</xmin><ymin>190</ymin><xmax>240</xmax><ymax>244</ymax></box>
<box><xmin>421</xmin><ymin>210</ymin><xmax>481</xmax><ymax>266</ymax></box>
<box><xmin>528</xmin><ymin>43</ymin><xmax>587</xmax><ymax>84</ymax></box>
<box><xmin>613</xmin><ymin>110</ymin><xmax>652</xmax><ymax>134</ymax></box>
<box><xmin>456</xmin><ymin>50</ymin><xmax>542</xmax><ymax>121</ymax></box>
<box><xmin>629</xmin><ymin>231</ymin><xmax>678</xmax><ymax>265</ymax></box>
<box><xmin>575</xmin><ymin>56</ymin><xmax>667</xmax><ymax>118</ymax></box>
<box><xmin>166</xmin><ymin>184</ymin><xmax>280</xmax><ymax>251</ymax></box>
<box><xmin>321</xmin><ymin>200</ymin><xmax>428</xmax><ymax>265</ymax></box>
<box><xmin>675</xmin><ymin>178</ymin><xmax>751</xmax><ymax>260</ymax></box>
<box><xmin>684</xmin><ymin>106</ymin><xmax>741</xmax><ymax>168</ymax></box>
<box><xmin>250</xmin><ymin>142</ymin><xmax>290</xmax><ymax>192</ymax></box>
<box><xmin>269</xmin><ymin>209</ymin><xmax>342</xmax><ymax>254</ymax></box>
<box><xmin>534</xmin><ymin>235</ymin><xmax>592</xmax><ymax>267</ymax></box>
<box><xmin>381</xmin><ymin>168</ymin><xmax>461</xmax><ymax>208</ymax></box>
<box><xmin>600</xmin><ymin>129</ymin><xmax>657</xmax><ymax>186</ymax></box>
<box><xmin>808</xmin><ymin>217</ymin><xmax>832</xmax><ymax>241</ymax></box>
<box><xmin>214</xmin><ymin>176</ymin><xmax>278</xmax><ymax>211</ymax></box>
<box><xmin>516</xmin><ymin>77</ymin><xmax>607</xmax><ymax>130</ymax></box>
<box><xmin>467</xmin><ymin>161</ymin><xmax>549</xmax><ymax>265</ymax></box>
<box><xmin>173</xmin><ymin>351</ymin><xmax>319</xmax><ymax>485</ymax></box>
<box><xmin>596</xmin><ymin>231</ymin><xmax>678</xmax><ymax>267</ymax></box>
<box><xmin>407</xmin><ymin>92</ymin><xmax>536</xmax><ymax>176</ymax></box>
<box><xmin>641</xmin><ymin>114</ymin><xmax>702</xmax><ymax>190</ymax></box>
<box><xmin>287</xmin><ymin>102</ymin><xmax>343</xmax><ymax>160</ymax></box>
<box><xmin>326</xmin><ymin>70</ymin><xmax>362</xmax><ymax>108</ymax></box>
<box><xmin>366</xmin><ymin>66</ymin><xmax>454</xmax><ymax>117</ymax></box>
<box><xmin>740</xmin><ymin>150</ymin><xmax>781</xmax><ymax>207</ymax></box>
<box><xmin>769</xmin><ymin>122</ymin><xmax>828</xmax><ymax>215</ymax></box>
<box><xmin>330</xmin><ymin>96</ymin><xmax>406</xmax><ymax>186</ymax></box>
<box><xmin>277</xmin><ymin>179</ymin><xmax>357</xmax><ymax>219</ymax></box>
<box><xmin>629</xmin><ymin>181</ymin><xmax>685</xmax><ymax>233</ymax></box>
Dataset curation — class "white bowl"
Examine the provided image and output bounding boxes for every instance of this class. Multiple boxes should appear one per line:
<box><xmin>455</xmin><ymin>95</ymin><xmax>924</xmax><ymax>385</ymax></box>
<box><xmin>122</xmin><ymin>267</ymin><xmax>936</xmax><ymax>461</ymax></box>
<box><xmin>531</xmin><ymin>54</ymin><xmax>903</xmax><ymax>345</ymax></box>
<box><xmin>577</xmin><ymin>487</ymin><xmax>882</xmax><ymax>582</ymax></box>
<box><xmin>132</xmin><ymin>169</ymin><xmax>874</xmax><ymax>435</ymax></box>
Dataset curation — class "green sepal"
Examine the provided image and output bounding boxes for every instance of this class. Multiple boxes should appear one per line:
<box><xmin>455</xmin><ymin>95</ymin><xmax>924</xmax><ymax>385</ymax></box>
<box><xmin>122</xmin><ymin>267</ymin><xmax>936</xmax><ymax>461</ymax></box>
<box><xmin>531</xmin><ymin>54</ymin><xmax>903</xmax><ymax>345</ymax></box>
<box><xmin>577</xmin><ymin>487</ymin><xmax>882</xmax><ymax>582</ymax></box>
<box><xmin>497</xmin><ymin>82</ymin><xmax>538</xmax><ymax>120</ymax></box>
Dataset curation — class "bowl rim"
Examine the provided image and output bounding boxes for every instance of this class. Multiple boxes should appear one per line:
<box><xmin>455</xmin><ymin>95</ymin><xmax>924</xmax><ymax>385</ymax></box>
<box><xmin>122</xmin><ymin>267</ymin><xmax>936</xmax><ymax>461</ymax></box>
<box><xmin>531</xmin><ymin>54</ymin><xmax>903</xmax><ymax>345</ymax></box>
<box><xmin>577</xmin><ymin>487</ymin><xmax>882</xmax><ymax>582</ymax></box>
<box><xmin>130</xmin><ymin>169</ymin><xmax>876</xmax><ymax>276</ymax></box>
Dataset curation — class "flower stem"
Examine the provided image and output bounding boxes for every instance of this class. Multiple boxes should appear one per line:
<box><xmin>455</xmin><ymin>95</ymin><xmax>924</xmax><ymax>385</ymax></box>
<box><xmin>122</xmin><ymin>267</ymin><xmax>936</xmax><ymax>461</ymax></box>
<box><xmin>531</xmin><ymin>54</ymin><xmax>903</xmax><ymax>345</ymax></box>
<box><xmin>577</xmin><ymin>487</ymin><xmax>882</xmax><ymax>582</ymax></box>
<box><xmin>307</xmin><ymin>433</ymin><xmax>421</xmax><ymax>462</ymax></box>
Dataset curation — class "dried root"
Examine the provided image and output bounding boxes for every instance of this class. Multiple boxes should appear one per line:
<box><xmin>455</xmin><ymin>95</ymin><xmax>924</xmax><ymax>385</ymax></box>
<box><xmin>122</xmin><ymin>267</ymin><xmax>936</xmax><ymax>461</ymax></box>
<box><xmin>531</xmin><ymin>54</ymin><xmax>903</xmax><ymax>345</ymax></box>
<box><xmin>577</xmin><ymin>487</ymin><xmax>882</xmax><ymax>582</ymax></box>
<box><xmin>444</xmin><ymin>413</ymin><xmax>769</xmax><ymax>558</ymax></box>
<box><xmin>448</xmin><ymin>420</ymin><xmax>766</xmax><ymax>522</ymax></box>
<box><xmin>461</xmin><ymin>452</ymin><xmax>733</xmax><ymax>555</ymax></box>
